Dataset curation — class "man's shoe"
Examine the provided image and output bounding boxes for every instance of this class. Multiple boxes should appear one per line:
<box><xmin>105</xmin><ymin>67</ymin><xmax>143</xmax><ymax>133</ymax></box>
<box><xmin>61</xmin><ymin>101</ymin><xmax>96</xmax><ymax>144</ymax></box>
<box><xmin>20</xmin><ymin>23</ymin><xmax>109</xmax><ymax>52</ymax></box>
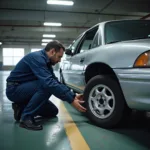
<box><xmin>12</xmin><ymin>103</ymin><xmax>22</xmax><ymax>121</ymax></box>
<box><xmin>19</xmin><ymin>119</ymin><xmax>43</xmax><ymax>131</ymax></box>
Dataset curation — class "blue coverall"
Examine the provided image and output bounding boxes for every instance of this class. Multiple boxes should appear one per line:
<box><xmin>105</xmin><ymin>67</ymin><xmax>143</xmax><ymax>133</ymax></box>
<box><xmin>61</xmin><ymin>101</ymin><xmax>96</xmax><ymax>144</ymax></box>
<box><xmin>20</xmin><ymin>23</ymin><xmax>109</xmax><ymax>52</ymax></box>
<box><xmin>6</xmin><ymin>49</ymin><xmax>75</xmax><ymax>121</ymax></box>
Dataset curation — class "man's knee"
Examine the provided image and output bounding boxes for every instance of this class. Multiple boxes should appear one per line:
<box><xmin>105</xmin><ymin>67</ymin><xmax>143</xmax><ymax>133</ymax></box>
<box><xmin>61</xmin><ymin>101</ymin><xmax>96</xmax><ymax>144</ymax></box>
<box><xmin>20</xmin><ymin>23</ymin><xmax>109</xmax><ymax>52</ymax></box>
<box><xmin>46</xmin><ymin>105</ymin><xmax>58</xmax><ymax>117</ymax></box>
<box><xmin>53</xmin><ymin>107</ymin><xmax>59</xmax><ymax>116</ymax></box>
<box><xmin>39</xmin><ymin>103</ymin><xmax>59</xmax><ymax>118</ymax></box>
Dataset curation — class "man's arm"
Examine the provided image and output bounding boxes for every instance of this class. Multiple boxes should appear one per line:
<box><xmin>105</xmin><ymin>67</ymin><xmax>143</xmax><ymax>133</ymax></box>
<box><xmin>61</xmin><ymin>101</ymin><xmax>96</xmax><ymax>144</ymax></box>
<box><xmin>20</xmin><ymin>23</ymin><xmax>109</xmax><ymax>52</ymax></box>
<box><xmin>24</xmin><ymin>53</ymin><xmax>75</xmax><ymax>103</ymax></box>
<box><xmin>49</xmin><ymin>66</ymin><xmax>60</xmax><ymax>82</ymax></box>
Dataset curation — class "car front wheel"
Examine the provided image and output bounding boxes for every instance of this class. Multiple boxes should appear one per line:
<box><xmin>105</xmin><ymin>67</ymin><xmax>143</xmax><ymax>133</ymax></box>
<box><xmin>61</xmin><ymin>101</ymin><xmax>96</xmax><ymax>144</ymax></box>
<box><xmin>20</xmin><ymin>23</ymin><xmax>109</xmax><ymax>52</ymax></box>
<box><xmin>84</xmin><ymin>75</ymin><xmax>128</xmax><ymax>128</ymax></box>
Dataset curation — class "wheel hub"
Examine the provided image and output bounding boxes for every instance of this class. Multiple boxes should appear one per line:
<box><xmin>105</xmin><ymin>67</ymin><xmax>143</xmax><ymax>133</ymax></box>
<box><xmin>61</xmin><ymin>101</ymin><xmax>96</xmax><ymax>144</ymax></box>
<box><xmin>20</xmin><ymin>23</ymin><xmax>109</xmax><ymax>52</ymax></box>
<box><xmin>97</xmin><ymin>95</ymin><xmax>106</xmax><ymax>105</ymax></box>
<box><xmin>88</xmin><ymin>84</ymin><xmax>115</xmax><ymax>119</ymax></box>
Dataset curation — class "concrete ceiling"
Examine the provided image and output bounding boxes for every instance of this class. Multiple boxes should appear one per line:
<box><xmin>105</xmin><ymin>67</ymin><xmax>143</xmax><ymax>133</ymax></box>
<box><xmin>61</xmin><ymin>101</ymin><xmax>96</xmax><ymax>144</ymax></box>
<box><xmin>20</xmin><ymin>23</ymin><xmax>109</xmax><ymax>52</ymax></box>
<box><xmin>0</xmin><ymin>0</ymin><xmax>149</xmax><ymax>47</ymax></box>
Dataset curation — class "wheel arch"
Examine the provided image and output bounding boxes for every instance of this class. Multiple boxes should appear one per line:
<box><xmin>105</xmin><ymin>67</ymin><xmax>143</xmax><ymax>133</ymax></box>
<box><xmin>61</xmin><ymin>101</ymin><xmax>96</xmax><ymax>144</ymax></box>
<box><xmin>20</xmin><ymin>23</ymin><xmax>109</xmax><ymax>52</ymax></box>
<box><xmin>84</xmin><ymin>62</ymin><xmax>119</xmax><ymax>84</ymax></box>
<box><xmin>84</xmin><ymin>62</ymin><xmax>128</xmax><ymax>105</ymax></box>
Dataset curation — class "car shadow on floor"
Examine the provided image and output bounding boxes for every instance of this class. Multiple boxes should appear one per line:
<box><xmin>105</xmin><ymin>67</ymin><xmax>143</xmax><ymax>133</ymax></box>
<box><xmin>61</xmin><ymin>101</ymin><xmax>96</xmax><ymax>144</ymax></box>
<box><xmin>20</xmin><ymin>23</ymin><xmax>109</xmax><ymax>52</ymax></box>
<box><xmin>110</xmin><ymin>111</ymin><xmax>150</xmax><ymax>149</ymax></box>
<box><xmin>70</xmin><ymin>110</ymin><xmax>150</xmax><ymax>149</ymax></box>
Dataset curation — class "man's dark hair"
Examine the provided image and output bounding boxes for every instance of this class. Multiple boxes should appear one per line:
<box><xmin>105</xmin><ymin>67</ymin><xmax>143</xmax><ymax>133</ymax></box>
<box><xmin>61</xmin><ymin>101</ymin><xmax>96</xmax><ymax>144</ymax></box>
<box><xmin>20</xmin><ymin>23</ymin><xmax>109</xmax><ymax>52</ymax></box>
<box><xmin>45</xmin><ymin>40</ymin><xmax>65</xmax><ymax>52</ymax></box>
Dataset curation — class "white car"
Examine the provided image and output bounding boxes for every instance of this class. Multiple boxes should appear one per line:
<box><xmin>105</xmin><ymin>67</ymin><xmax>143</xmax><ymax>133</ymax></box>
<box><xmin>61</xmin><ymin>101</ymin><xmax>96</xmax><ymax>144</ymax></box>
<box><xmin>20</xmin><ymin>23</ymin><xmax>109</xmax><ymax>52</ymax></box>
<box><xmin>60</xmin><ymin>19</ymin><xmax>150</xmax><ymax>128</ymax></box>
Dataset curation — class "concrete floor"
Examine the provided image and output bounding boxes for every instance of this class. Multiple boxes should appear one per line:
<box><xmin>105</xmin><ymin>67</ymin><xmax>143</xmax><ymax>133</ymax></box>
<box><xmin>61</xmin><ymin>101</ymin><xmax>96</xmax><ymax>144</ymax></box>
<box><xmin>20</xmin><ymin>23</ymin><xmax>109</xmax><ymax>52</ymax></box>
<box><xmin>1</xmin><ymin>71</ymin><xmax>150</xmax><ymax>150</ymax></box>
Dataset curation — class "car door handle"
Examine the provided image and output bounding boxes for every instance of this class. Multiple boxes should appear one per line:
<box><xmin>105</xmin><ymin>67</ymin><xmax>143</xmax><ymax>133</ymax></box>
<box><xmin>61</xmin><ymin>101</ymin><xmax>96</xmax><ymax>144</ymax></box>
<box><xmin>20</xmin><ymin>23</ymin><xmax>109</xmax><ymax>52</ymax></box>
<box><xmin>80</xmin><ymin>58</ymin><xmax>85</xmax><ymax>63</ymax></box>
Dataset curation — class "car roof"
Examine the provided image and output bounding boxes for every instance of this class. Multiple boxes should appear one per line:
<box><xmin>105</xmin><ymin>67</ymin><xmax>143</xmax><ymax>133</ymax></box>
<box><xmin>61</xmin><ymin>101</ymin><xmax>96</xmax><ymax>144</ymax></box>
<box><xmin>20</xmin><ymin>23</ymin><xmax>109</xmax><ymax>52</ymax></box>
<box><xmin>73</xmin><ymin>19</ymin><xmax>150</xmax><ymax>42</ymax></box>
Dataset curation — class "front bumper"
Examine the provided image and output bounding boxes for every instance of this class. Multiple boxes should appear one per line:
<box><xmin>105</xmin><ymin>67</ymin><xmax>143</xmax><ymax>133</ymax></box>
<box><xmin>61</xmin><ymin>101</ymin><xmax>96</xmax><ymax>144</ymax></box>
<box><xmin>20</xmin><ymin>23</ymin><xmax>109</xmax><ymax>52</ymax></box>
<box><xmin>114</xmin><ymin>68</ymin><xmax>150</xmax><ymax>111</ymax></box>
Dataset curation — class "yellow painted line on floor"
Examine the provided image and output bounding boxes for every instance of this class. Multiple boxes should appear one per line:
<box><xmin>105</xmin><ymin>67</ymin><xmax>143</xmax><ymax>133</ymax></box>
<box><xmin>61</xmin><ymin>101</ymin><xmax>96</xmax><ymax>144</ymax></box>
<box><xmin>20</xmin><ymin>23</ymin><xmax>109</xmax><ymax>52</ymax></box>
<box><xmin>60</xmin><ymin>102</ymin><xmax>90</xmax><ymax>150</ymax></box>
<box><xmin>51</xmin><ymin>96</ymin><xmax>90</xmax><ymax>150</ymax></box>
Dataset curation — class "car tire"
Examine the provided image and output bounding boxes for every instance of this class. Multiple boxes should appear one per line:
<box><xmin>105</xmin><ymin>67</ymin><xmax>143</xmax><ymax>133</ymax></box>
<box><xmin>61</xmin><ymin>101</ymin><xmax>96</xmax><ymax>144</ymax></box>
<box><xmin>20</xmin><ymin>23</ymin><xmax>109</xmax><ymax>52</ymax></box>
<box><xmin>84</xmin><ymin>75</ymin><xmax>128</xmax><ymax>128</ymax></box>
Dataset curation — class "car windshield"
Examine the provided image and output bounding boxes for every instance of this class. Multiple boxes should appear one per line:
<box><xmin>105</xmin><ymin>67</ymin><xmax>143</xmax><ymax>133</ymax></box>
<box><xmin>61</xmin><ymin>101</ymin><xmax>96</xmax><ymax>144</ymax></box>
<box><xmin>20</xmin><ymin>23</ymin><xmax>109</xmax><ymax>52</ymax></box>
<box><xmin>105</xmin><ymin>20</ymin><xmax>150</xmax><ymax>44</ymax></box>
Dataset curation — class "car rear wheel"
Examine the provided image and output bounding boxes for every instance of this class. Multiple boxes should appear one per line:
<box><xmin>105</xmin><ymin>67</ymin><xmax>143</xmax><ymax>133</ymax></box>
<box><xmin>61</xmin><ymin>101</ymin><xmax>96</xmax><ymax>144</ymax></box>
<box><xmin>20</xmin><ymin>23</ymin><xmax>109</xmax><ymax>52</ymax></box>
<box><xmin>84</xmin><ymin>75</ymin><xmax>128</xmax><ymax>128</ymax></box>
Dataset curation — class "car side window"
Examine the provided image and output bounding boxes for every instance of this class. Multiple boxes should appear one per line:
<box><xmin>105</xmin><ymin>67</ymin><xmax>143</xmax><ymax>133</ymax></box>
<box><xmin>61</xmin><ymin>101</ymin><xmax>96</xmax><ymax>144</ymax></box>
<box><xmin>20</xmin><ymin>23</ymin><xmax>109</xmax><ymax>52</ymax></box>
<box><xmin>91</xmin><ymin>32</ymin><xmax>100</xmax><ymax>48</ymax></box>
<box><xmin>69</xmin><ymin>36</ymin><xmax>82</xmax><ymax>55</ymax></box>
<box><xmin>76</xmin><ymin>26</ymin><xmax>99</xmax><ymax>54</ymax></box>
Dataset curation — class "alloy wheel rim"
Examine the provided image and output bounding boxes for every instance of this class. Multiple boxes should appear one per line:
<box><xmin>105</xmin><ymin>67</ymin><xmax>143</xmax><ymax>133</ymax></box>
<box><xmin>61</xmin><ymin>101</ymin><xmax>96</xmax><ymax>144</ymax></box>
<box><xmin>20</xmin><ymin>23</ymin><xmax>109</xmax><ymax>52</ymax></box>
<box><xmin>88</xmin><ymin>84</ymin><xmax>115</xmax><ymax>119</ymax></box>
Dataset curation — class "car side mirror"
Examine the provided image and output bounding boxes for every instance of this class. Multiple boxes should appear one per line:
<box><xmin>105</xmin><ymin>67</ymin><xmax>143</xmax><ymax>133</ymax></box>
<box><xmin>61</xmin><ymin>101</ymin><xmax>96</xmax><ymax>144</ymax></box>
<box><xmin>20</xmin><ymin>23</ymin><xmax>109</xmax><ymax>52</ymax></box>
<box><xmin>65</xmin><ymin>48</ymin><xmax>73</xmax><ymax>56</ymax></box>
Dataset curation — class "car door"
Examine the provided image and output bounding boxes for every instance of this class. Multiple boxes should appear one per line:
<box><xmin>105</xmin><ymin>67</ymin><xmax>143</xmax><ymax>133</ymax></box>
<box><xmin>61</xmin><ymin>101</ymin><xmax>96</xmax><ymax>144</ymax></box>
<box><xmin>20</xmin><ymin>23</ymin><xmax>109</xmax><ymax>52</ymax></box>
<box><xmin>60</xmin><ymin>34</ymin><xmax>84</xmax><ymax>88</ymax></box>
<box><xmin>63</xmin><ymin>26</ymin><xmax>99</xmax><ymax>92</ymax></box>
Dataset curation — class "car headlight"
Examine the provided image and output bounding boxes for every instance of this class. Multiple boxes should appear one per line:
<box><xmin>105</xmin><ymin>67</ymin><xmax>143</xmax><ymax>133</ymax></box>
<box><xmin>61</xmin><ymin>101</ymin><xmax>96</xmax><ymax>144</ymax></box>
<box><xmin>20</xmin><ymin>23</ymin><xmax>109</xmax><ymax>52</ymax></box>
<box><xmin>134</xmin><ymin>51</ymin><xmax>150</xmax><ymax>67</ymax></box>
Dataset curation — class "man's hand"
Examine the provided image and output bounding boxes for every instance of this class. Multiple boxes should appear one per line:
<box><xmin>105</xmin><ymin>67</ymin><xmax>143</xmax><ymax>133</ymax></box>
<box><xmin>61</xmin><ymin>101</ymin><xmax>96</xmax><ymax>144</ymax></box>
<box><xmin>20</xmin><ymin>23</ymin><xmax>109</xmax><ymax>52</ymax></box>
<box><xmin>71</xmin><ymin>94</ymin><xmax>87</xmax><ymax>112</ymax></box>
<box><xmin>76</xmin><ymin>94</ymin><xmax>84</xmax><ymax>100</ymax></box>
